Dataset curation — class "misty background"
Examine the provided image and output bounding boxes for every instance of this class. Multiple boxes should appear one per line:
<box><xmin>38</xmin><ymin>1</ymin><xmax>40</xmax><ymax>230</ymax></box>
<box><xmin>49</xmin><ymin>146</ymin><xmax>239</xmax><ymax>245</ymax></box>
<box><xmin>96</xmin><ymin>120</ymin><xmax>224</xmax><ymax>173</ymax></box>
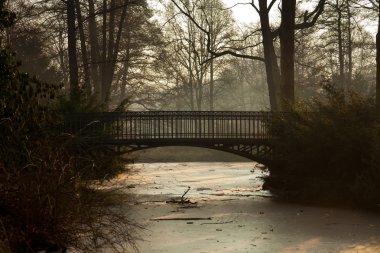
<box><xmin>4</xmin><ymin>0</ymin><xmax>376</xmax><ymax>112</ymax></box>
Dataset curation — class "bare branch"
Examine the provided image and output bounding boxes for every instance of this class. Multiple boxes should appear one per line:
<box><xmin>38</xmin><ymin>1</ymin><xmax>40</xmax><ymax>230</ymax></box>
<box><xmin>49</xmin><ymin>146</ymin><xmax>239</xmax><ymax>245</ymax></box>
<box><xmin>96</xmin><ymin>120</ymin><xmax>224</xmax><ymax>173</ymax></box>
<box><xmin>268</xmin><ymin>0</ymin><xmax>277</xmax><ymax>12</ymax></box>
<box><xmin>272</xmin><ymin>0</ymin><xmax>326</xmax><ymax>38</ymax></box>
<box><xmin>250</xmin><ymin>1</ymin><xmax>260</xmax><ymax>13</ymax></box>
<box><xmin>202</xmin><ymin>50</ymin><xmax>264</xmax><ymax>64</ymax></box>
<box><xmin>220</xmin><ymin>42</ymin><xmax>264</xmax><ymax>51</ymax></box>
<box><xmin>222</xmin><ymin>2</ymin><xmax>252</xmax><ymax>11</ymax></box>
<box><xmin>171</xmin><ymin>0</ymin><xmax>265</xmax><ymax>64</ymax></box>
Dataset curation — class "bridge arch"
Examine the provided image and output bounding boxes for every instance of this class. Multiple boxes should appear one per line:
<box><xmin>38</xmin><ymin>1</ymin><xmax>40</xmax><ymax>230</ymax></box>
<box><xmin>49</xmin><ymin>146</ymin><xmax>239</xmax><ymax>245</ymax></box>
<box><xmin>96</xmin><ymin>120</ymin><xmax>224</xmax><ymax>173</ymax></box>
<box><xmin>119</xmin><ymin>144</ymin><xmax>271</xmax><ymax>165</ymax></box>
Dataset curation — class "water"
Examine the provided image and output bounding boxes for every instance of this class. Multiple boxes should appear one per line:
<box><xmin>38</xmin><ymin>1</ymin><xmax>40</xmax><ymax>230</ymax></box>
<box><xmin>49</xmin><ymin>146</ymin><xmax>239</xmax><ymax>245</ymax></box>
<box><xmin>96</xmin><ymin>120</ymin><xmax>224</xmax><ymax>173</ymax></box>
<box><xmin>110</xmin><ymin>161</ymin><xmax>380</xmax><ymax>253</ymax></box>
<box><xmin>116</xmin><ymin>162</ymin><xmax>270</xmax><ymax>203</ymax></box>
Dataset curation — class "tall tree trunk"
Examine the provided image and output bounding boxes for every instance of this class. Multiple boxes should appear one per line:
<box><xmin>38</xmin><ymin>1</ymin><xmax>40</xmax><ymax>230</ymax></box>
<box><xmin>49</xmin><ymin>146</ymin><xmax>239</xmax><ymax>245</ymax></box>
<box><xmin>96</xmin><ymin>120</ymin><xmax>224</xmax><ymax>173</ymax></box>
<box><xmin>101</xmin><ymin>0</ymin><xmax>107</xmax><ymax>103</ymax></box>
<box><xmin>66</xmin><ymin>0</ymin><xmax>79</xmax><ymax>103</ymax></box>
<box><xmin>346</xmin><ymin>0</ymin><xmax>353</xmax><ymax>86</ymax></box>
<box><xmin>188</xmin><ymin>23</ymin><xmax>195</xmax><ymax>111</ymax></box>
<box><xmin>258</xmin><ymin>0</ymin><xmax>281</xmax><ymax>111</ymax></box>
<box><xmin>108</xmin><ymin>0</ymin><xmax>116</xmax><ymax>64</ymax></box>
<box><xmin>195</xmin><ymin>31</ymin><xmax>206</xmax><ymax>111</ymax></box>
<box><xmin>75</xmin><ymin>0</ymin><xmax>91</xmax><ymax>98</ymax></box>
<box><xmin>120</xmin><ymin>61</ymin><xmax>128</xmax><ymax>100</ymax></box>
<box><xmin>103</xmin><ymin>0</ymin><xmax>116</xmax><ymax>103</ymax></box>
<box><xmin>196</xmin><ymin>69</ymin><xmax>203</xmax><ymax>111</ymax></box>
<box><xmin>120</xmin><ymin>29</ymin><xmax>131</xmax><ymax>100</ymax></box>
<box><xmin>104</xmin><ymin>1</ymin><xmax>128</xmax><ymax>103</ymax></box>
<box><xmin>376</xmin><ymin>5</ymin><xmax>380</xmax><ymax>118</ymax></box>
<box><xmin>337</xmin><ymin>1</ymin><xmax>345</xmax><ymax>91</ymax></box>
<box><xmin>279</xmin><ymin>0</ymin><xmax>296</xmax><ymax>108</ymax></box>
<box><xmin>58</xmin><ymin>30</ymin><xmax>69</xmax><ymax>92</ymax></box>
<box><xmin>176</xmin><ymin>73</ymin><xmax>181</xmax><ymax>110</ymax></box>
<box><xmin>188</xmin><ymin>71</ymin><xmax>195</xmax><ymax>111</ymax></box>
<box><xmin>209</xmin><ymin>4</ymin><xmax>214</xmax><ymax>111</ymax></box>
<box><xmin>88</xmin><ymin>0</ymin><xmax>101</xmax><ymax>100</ymax></box>
<box><xmin>209</xmin><ymin>59</ymin><xmax>214</xmax><ymax>111</ymax></box>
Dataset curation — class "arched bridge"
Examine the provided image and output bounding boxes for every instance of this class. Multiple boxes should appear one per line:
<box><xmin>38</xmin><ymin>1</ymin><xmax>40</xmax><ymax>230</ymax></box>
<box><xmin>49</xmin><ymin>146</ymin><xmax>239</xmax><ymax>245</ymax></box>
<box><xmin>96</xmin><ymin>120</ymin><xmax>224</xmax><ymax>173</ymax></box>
<box><xmin>64</xmin><ymin>111</ymin><xmax>273</xmax><ymax>163</ymax></box>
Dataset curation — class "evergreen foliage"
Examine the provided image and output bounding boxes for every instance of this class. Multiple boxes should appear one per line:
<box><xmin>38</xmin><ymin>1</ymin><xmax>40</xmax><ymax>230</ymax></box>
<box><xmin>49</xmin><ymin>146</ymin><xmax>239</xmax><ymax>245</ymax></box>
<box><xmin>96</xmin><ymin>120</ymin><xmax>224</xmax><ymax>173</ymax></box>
<box><xmin>265</xmin><ymin>86</ymin><xmax>380</xmax><ymax>208</ymax></box>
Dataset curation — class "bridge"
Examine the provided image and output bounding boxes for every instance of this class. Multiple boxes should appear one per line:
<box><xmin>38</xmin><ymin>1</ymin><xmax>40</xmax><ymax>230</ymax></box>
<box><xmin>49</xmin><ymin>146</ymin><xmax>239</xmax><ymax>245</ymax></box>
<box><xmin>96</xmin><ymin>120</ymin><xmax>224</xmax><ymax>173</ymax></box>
<box><xmin>63</xmin><ymin>111</ymin><xmax>273</xmax><ymax>163</ymax></box>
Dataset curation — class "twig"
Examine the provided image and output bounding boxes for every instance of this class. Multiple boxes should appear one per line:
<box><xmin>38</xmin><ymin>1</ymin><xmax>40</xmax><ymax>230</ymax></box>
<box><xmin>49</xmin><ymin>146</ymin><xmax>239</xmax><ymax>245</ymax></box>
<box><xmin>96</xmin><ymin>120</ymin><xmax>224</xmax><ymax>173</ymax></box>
<box><xmin>181</xmin><ymin>186</ymin><xmax>191</xmax><ymax>203</ymax></box>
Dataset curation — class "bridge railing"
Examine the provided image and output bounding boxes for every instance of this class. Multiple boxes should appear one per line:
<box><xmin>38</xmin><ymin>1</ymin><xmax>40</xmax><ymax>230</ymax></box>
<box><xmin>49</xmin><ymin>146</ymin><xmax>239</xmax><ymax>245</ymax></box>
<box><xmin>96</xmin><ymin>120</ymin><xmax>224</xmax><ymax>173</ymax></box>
<box><xmin>63</xmin><ymin>111</ymin><xmax>272</xmax><ymax>141</ymax></box>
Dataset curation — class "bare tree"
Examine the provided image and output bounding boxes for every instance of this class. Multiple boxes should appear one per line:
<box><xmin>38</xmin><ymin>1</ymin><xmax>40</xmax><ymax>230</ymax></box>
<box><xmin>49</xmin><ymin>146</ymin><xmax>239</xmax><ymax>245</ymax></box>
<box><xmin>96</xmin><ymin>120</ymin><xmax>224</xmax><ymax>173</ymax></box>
<box><xmin>66</xmin><ymin>0</ymin><xmax>79</xmax><ymax>102</ymax></box>
<box><xmin>171</xmin><ymin>0</ymin><xmax>326</xmax><ymax>111</ymax></box>
<box><xmin>159</xmin><ymin>0</ymin><xmax>234</xmax><ymax>111</ymax></box>
<box><xmin>75</xmin><ymin>0</ymin><xmax>91</xmax><ymax>97</ymax></box>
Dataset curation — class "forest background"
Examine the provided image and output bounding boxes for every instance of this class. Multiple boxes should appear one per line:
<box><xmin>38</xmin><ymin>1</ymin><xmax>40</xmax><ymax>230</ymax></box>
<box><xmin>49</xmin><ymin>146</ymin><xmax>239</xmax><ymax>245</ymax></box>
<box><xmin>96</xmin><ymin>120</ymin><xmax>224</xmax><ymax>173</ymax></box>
<box><xmin>5</xmin><ymin>0</ymin><xmax>378</xmax><ymax>112</ymax></box>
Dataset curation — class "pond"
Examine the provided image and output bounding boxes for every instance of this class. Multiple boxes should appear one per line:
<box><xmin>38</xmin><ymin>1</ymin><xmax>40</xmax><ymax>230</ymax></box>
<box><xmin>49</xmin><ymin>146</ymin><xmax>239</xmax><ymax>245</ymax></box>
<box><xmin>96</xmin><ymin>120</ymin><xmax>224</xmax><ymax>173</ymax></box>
<box><xmin>112</xmin><ymin>158</ymin><xmax>380</xmax><ymax>253</ymax></box>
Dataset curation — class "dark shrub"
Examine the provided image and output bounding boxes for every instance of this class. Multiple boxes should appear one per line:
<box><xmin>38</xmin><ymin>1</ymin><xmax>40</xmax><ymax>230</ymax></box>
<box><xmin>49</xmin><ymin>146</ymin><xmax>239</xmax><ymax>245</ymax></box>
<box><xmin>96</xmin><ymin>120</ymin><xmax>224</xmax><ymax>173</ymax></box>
<box><xmin>0</xmin><ymin>4</ymin><xmax>139</xmax><ymax>250</ymax></box>
<box><xmin>265</xmin><ymin>87</ymin><xmax>380</xmax><ymax>208</ymax></box>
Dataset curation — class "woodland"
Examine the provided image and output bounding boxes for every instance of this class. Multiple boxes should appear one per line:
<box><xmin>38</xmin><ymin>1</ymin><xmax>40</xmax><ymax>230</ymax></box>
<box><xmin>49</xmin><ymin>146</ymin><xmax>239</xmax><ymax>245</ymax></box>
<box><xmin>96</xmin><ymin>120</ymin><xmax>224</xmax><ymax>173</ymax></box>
<box><xmin>2</xmin><ymin>0</ymin><xmax>380</xmax><ymax>252</ymax></box>
<box><xmin>6</xmin><ymin>0</ymin><xmax>380</xmax><ymax>111</ymax></box>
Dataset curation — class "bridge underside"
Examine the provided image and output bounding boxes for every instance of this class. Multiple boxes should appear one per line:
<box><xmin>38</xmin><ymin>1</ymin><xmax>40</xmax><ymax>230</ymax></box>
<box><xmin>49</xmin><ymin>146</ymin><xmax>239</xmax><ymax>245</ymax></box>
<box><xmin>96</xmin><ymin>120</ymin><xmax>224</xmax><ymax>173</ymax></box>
<box><xmin>107</xmin><ymin>139</ymin><xmax>272</xmax><ymax>164</ymax></box>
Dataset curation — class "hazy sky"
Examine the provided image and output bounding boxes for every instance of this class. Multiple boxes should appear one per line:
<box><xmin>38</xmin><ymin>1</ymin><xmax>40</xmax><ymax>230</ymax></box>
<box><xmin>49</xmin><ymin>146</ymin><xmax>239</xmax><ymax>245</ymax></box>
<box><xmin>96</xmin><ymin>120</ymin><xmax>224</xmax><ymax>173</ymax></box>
<box><xmin>221</xmin><ymin>1</ymin><xmax>257</xmax><ymax>24</ymax></box>
<box><xmin>222</xmin><ymin>1</ymin><xmax>377</xmax><ymax>36</ymax></box>
<box><xmin>152</xmin><ymin>0</ymin><xmax>377</xmax><ymax>36</ymax></box>
<box><xmin>221</xmin><ymin>1</ymin><xmax>319</xmax><ymax>25</ymax></box>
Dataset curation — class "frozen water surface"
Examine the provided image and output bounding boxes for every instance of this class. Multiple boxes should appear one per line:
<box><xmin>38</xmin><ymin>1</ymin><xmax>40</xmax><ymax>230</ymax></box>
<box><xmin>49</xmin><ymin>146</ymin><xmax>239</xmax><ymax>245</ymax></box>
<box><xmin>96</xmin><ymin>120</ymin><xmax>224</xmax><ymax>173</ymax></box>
<box><xmin>108</xmin><ymin>160</ymin><xmax>380</xmax><ymax>253</ymax></box>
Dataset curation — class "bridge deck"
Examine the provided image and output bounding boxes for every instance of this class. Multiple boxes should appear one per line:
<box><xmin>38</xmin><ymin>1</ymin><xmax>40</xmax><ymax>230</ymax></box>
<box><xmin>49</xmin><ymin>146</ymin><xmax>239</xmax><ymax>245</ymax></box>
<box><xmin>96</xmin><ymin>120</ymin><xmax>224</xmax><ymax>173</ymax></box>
<box><xmin>64</xmin><ymin>111</ymin><xmax>272</xmax><ymax>141</ymax></box>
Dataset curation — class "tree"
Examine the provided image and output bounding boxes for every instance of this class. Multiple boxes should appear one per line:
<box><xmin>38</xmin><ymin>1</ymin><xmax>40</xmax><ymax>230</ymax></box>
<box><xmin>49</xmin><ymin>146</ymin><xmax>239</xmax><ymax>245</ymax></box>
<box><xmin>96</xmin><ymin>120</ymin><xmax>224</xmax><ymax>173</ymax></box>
<box><xmin>375</xmin><ymin>0</ymin><xmax>380</xmax><ymax>117</ymax></box>
<box><xmin>289</xmin><ymin>1</ymin><xmax>375</xmax><ymax>98</ymax></box>
<box><xmin>74</xmin><ymin>0</ymin><xmax>161</xmax><ymax>107</ymax></box>
<box><xmin>66</xmin><ymin>0</ymin><xmax>79</xmax><ymax>103</ymax></box>
<box><xmin>75</xmin><ymin>0</ymin><xmax>91</xmax><ymax>97</ymax></box>
<box><xmin>279</xmin><ymin>0</ymin><xmax>296</xmax><ymax>105</ymax></box>
<box><xmin>0</xmin><ymin>3</ymin><xmax>141</xmax><ymax>251</ymax></box>
<box><xmin>171</xmin><ymin>0</ymin><xmax>326</xmax><ymax>111</ymax></box>
<box><xmin>11</xmin><ymin>0</ymin><xmax>162</xmax><ymax>109</ymax></box>
<box><xmin>320</xmin><ymin>0</ymin><xmax>353</xmax><ymax>92</ymax></box>
<box><xmin>373</xmin><ymin>0</ymin><xmax>380</xmax><ymax>116</ymax></box>
<box><xmin>159</xmin><ymin>0</ymin><xmax>234</xmax><ymax>111</ymax></box>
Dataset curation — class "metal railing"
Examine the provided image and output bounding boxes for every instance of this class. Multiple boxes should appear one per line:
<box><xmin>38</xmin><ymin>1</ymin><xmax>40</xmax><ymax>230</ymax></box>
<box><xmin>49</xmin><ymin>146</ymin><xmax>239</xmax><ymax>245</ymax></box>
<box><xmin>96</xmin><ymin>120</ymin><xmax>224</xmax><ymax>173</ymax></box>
<box><xmin>63</xmin><ymin>111</ymin><xmax>272</xmax><ymax>142</ymax></box>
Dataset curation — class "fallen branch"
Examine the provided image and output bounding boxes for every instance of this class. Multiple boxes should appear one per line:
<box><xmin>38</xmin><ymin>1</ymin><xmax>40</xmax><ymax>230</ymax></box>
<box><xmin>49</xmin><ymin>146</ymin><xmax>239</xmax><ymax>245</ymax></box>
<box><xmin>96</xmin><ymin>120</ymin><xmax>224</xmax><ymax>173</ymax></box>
<box><xmin>166</xmin><ymin>199</ymin><xmax>197</xmax><ymax>204</ymax></box>
<box><xmin>150</xmin><ymin>217</ymin><xmax>212</xmax><ymax>221</ymax></box>
<box><xmin>166</xmin><ymin>186</ymin><xmax>197</xmax><ymax>204</ymax></box>
<box><xmin>181</xmin><ymin>186</ymin><xmax>191</xmax><ymax>203</ymax></box>
<box><xmin>200</xmin><ymin>221</ymin><xmax>234</xmax><ymax>225</ymax></box>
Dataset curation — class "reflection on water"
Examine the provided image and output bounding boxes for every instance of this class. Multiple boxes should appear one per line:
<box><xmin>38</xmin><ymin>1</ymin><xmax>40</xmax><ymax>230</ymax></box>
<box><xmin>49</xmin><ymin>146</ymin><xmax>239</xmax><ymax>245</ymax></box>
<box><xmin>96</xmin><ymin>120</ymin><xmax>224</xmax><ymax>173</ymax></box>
<box><xmin>115</xmin><ymin>162</ymin><xmax>271</xmax><ymax>201</ymax></box>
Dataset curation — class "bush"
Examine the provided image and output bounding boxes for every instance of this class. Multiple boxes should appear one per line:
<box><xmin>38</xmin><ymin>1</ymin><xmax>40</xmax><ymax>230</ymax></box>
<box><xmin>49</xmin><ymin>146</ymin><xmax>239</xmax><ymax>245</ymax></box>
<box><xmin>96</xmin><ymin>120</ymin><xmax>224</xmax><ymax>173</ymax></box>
<box><xmin>265</xmin><ymin>87</ymin><xmax>380</xmax><ymax>208</ymax></box>
<box><xmin>0</xmin><ymin>62</ymin><xmax>139</xmax><ymax>252</ymax></box>
<box><xmin>0</xmin><ymin>138</ymin><xmax>140</xmax><ymax>252</ymax></box>
<box><xmin>0</xmin><ymin>4</ymin><xmax>140</xmax><ymax>251</ymax></box>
